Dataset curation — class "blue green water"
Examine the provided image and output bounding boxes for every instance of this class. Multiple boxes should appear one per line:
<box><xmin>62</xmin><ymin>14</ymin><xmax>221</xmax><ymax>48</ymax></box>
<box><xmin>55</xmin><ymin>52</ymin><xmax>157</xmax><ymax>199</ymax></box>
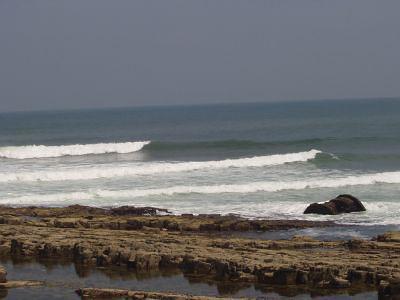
<box><xmin>0</xmin><ymin>99</ymin><xmax>400</xmax><ymax>227</ymax></box>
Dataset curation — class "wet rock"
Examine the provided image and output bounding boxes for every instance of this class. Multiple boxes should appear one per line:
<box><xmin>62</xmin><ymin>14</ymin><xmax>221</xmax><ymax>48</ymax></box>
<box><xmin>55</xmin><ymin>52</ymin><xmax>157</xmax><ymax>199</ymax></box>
<box><xmin>181</xmin><ymin>214</ymin><xmax>194</xmax><ymax>217</ymax></box>
<box><xmin>1</xmin><ymin>205</ymin><xmax>399</xmax><ymax>294</ymax></box>
<box><xmin>76</xmin><ymin>288</ymin><xmax>225</xmax><ymax>299</ymax></box>
<box><xmin>97</xmin><ymin>254</ymin><xmax>112</xmax><ymax>266</ymax></box>
<box><xmin>182</xmin><ymin>258</ymin><xmax>213</xmax><ymax>275</ymax></box>
<box><xmin>378</xmin><ymin>279</ymin><xmax>400</xmax><ymax>300</ymax></box>
<box><xmin>160</xmin><ymin>255</ymin><xmax>182</xmax><ymax>268</ymax></box>
<box><xmin>163</xmin><ymin>220</ymin><xmax>180</xmax><ymax>231</ymax></box>
<box><xmin>233</xmin><ymin>271</ymin><xmax>257</xmax><ymax>282</ymax></box>
<box><xmin>308</xmin><ymin>267</ymin><xmax>338</xmax><ymax>285</ymax></box>
<box><xmin>347</xmin><ymin>269</ymin><xmax>368</xmax><ymax>283</ymax></box>
<box><xmin>199</xmin><ymin>223</ymin><xmax>220</xmax><ymax>231</ymax></box>
<box><xmin>0</xmin><ymin>244</ymin><xmax>10</xmax><ymax>256</ymax></box>
<box><xmin>213</xmin><ymin>261</ymin><xmax>231</xmax><ymax>279</ymax></box>
<box><xmin>343</xmin><ymin>239</ymin><xmax>367</xmax><ymax>250</ymax></box>
<box><xmin>0</xmin><ymin>280</ymin><xmax>43</xmax><ymax>288</ymax></box>
<box><xmin>296</xmin><ymin>270</ymin><xmax>309</xmax><ymax>284</ymax></box>
<box><xmin>134</xmin><ymin>253</ymin><xmax>161</xmax><ymax>271</ymax></box>
<box><xmin>273</xmin><ymin>267</ymin><xmax>298</xmax><ymax>285</ymax></box>
<box><xmin>0</xmin><ymin>265</ymin><xmax>6</xmax><ymax>283</ymax></box>
<box><xmin>54</xmin><ymin>218</ymin><xmax>78</xmax><ymax>228</ymax></box>
<box><xmin>126</xmin><ymin>219</ymin><xmax>144</xmax><ymax>230</ymax></box>
<box><xmin>73</xmin><ymin>244</ymin><xmax>94</xmax><ymax>264</ymax></box>
<box><xmin>329</xmin><ymin>276</ymin><xmax>351</xmax><ymax>288</ymax></box>
<box><xmin>10</xmin><ymin>239</ymin><xmax>23</xmax><ymax>256</ymax></box>
<box><xmin>376</xmin><ymin>232</ymin><xmax>400</xmax><ymax>243</ymax></box>
<box><xmin>230</xmin><ymin>221</ymin><xmax>252</xmax><ymax>231</ymax></box>
<box><xmin>111</xmin><ymin>206</ymin><xmax>169</xmax><ymax>216</ymax></box>
<box><xmin>304</xmin><ymin>194</ymin><xmax>366</xmax><ymax>215</ymax></box>
<box><xmin>258</xmin><ymin>271</ymin><xmax>275</xmax><ymax>284</ymax></box>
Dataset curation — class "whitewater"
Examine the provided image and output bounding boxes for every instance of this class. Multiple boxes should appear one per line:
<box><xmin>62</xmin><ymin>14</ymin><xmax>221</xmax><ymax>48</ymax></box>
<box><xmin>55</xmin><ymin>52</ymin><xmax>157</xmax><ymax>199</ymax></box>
<box><xmin>3</xmin><ymin>170</ymin><xmax>400</xmax><ymax>203</ymax></box>
<box><xmin>0</xmin><ymin>141</ymin><xmax>150</xmax><ymax>159</ymax></box>
<box><xmin>2</xmin><ymin>169</ymin><xmax>400</xmax><ymax>226</ymax></box>
<box><xmin>0</xmin><ymin>149</ymin><xmax>320</xmax><ymax>182</ymax></box>
<box><xmin>1</xmin><ymin>140</ymin><xmax>400</xmax><ymax>226</ymax></box>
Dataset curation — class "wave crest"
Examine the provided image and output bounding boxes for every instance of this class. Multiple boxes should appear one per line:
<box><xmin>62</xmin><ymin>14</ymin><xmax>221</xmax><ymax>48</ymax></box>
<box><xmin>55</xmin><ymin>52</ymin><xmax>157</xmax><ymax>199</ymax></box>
<box><xmin>0</xmin><ymin>141</ymin><xmax>151</xmax><ymax>159</ymax></box>
<box><xmin>0</xmin><ymin>149</ymin><xmax>321</xmax><ymax>182</ymax></box>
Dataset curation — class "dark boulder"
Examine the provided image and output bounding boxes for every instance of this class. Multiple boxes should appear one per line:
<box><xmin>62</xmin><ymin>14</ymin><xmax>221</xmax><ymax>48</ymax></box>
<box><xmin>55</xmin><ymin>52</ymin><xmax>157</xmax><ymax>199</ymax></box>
<box><xmin>304</xmin><ymin>194</ymin><xmax>366</xmax><ymax>215</ymax></box>
<box><xmin>110</xmin><ymin>206</ymin><xmax>169</xmax><ymax>216</ymax></box>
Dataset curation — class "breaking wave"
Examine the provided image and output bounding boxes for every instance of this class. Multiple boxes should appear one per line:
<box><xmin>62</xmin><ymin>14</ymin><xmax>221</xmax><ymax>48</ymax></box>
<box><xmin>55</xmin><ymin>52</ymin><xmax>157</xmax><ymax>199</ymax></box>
<box><xmin>0</xmin><ymin>149</ymin><xmax>321</xmax><ymax>182</ymax></box>
<box><xmin>3</xmin><ymin>170</ymin><xmax>400</xmax><ymax>204</ymax></box>
<box><xmin>0</xmin><ymin>141</ymin><xmax>151</xmax><ymax>159</ymax></box>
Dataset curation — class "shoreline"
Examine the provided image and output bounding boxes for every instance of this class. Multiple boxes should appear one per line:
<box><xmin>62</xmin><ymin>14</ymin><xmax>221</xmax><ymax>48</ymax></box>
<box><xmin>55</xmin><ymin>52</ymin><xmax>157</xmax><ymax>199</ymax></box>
<box><xmin>0</xmin><ymin>205</ymin><xmax>399</xmax><ymax>299</ymax></box>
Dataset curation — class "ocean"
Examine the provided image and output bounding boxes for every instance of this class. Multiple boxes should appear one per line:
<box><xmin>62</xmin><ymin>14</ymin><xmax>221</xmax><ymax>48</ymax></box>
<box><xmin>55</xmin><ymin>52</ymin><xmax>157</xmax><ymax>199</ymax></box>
<box><xmin>1</xmin><ymin>99</ymin><xmax>400</xmax><ymax>228</ymax></box>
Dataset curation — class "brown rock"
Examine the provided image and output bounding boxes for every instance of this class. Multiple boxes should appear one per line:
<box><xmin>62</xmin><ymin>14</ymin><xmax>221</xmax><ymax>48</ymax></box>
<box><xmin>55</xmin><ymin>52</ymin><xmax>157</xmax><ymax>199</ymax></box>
<box><xmin>134</xmin><ymin>253</ymin><xmax>161</xmax><ymax>271</ymax></box>
<box><xmin>273</xmin><ymin>268</ymin><xmax>298</xmax><ymax>285</ymax></box>
<box><xmin>329</xmin><ymin>276</ymin><xmax>351</xmax><ymax>288</ymax></box>
<box><xmin>0</xmin><ymin>280</ymin><xmax>43</xmax><ymax>288</ymax></box>
<box><xmin>111</xmin><ymin>206</ymin><xmax>169</xmax><ymax>216</ymax></box>
<box><xmin>0</xmin><ymin>205</ymin><xmax>399</xmax><ymax>295</ymax></box>
<box><xmin>0</xmin><ymin>265</ymin><xmax>6</xmax><ymax>283</ymax></box>
<box><xmin>182</xmin><ymin>258</ymin><xmax>213</xmax><ymax>275</ymax></box>
<box><xmin>76</xmin><ymin>288</ymin><xmax>225</xmax><ymax>299</ymax></box>
<box><xmin>378</xmin><ymin>279</ymin><xmax>400</xmax><ymax>300</ymax></box>
<box><xmin>347</xmin><ymin>269</ymin><xmax>368</xmax><ymax>283</ymax></box>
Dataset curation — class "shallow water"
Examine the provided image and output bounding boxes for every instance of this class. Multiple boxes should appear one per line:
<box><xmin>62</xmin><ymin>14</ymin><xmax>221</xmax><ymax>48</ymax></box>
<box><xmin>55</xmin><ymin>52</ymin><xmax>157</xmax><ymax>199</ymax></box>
<box><xmin>0</xmin><ymin>258</ymin><xmax>377</xmax><ymax>300</ymax></box>
<box><xmin>232</xmin><ymin>224</ymin><xmax>400</xmax><ymax>241</ymax></box>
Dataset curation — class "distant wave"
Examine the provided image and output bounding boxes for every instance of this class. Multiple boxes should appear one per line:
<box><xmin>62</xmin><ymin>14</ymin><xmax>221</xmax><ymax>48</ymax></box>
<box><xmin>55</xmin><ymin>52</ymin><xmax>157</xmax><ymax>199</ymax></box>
<box><xmin>145</xmin><ymin>136</ymin><xmax>400</xmax><ymax>152</ymax></box>
<box><xmin>0</xmin><ymin>141</ymin><xmax>151</xmax><ymax>159</ymax></box>
<box><xmin>3</xmin><ymin>170</ymin><xmax>400</xmax><ymax>205</ymax></box>
<box><xmin>2</xmin><ymin>136</ymin><xmax>397</xmax><ymax>159</ymax></box>
<box><xmin>0</xmin><ymin>149</ymin><xmax>321</xmax><ymax>182</ymax></box>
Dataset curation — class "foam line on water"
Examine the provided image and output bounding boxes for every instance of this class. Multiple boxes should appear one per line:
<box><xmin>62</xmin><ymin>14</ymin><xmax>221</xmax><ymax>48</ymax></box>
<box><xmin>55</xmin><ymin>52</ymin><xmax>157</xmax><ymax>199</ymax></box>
<box><xmin>0</xmin><ymin>141</ymin><xmax>151</xmax><ymax>159</ymax></box>
<box><xmin>0</xmin><ymin>149</ymin><xmax>321</xmax><ymax>182</ymax></box>
<box><xmin>3</xmin><ymin>170</ymin><xmax>400</xmax><ymax>204</ymax></box>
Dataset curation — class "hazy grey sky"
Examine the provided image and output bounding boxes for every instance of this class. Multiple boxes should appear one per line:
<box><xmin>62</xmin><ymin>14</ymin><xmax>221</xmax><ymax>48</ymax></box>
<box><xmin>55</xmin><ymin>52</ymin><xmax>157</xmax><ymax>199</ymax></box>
<box><xmin>1</xmin><ymin>1</ymin><xmax>400</xmax><ymax>112</ymax></box>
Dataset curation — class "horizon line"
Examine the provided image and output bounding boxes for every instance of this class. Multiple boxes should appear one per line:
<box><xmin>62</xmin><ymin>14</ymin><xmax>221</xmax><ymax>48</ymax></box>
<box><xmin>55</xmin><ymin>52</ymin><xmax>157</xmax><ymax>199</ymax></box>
<box><xmin>1</xmin><ymin>96</ymin><xmax>400</xmax><ymax>114</ymax></box>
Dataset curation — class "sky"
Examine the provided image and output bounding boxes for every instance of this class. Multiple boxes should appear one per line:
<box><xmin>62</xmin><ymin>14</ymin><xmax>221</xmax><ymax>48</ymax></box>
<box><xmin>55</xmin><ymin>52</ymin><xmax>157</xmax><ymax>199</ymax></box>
<box><xmin>1</xmin><ymin>1</ymin><xmax>400</xmax><ymax>112</ymax></box>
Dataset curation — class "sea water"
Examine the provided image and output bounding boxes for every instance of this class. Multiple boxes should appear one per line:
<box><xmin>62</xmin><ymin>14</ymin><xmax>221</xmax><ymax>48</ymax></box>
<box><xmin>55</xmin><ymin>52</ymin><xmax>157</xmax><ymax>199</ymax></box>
<box><xmin>1</xmin><ymin>99</ymin><xmax>400</xmax><ymax>228</ymax></box>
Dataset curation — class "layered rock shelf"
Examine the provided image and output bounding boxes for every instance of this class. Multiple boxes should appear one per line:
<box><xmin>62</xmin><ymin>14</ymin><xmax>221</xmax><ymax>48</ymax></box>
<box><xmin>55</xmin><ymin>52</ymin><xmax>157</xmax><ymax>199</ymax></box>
<box><xmin>0</xmin><ymin>205</ymin><xmax>399</xmax><ymax>299</ymax></box>
<box><xmin>0</xmin><ymin>204</ymin><xmax>334</xmax><ymax>232</ymax></box>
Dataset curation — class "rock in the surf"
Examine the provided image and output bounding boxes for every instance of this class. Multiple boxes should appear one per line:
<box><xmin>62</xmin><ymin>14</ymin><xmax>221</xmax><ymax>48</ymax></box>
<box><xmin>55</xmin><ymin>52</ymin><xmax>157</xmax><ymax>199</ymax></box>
<box><xmin>304</xmin><ymin>194</ymin><xmax>366</xmax><ymax>215</ymax></box>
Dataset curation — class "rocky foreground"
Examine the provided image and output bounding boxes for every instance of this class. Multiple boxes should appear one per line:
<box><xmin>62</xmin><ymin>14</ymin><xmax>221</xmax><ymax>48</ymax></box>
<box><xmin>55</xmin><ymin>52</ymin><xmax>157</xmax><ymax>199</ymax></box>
<box><xmin>0</xmin><ymin>205</ymin><xmax>399</xmax><ymax>299</ymax></box>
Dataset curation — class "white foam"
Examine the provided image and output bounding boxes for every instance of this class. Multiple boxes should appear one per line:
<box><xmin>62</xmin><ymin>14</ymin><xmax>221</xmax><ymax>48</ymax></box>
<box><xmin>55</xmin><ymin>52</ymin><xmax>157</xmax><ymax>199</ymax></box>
<box><xmin>94</xmin><ymin>172</ymin><xmax>400</xmax><ymax>197</ymax></box>
<box><xmin>0</xmin><ymin>149</ymin><xmax>321</xmax><ymax>182</ymax></box>
<box><xmin>3</xmin><ymin>170</ymin><xmax>400</xmax><ymax>205</ymax></box>
<box><xmin>0</xmin><ymin>141</ymin><xmax>151</xmax><ymax>159</ymax></box>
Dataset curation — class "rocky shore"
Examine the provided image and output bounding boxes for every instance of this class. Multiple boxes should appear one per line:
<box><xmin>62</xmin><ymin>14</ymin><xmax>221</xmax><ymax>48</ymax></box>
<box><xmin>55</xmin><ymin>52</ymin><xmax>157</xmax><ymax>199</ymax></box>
<box><xmin>0</xmin><ymin>205</ymin><xmax>399</xmax><ymax>299</ymax></box>
<box><xmin>0</xmin><ymin>204</ymin><xmax>334</xmax><ymax>232</ymax></box>
<box><xmin>77</xmin><ymin>288</ymin><xmax>229</xmax><ymax>299</ymax></box>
